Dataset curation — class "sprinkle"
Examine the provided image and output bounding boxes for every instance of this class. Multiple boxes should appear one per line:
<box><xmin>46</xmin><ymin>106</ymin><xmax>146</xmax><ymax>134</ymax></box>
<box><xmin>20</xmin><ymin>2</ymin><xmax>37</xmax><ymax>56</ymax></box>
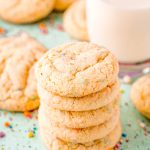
<box><xmin>114</xmin><ymin>144</ymin><xmax>120</xmax><ymax>149</ymax></box>
<box><xmin>57</xmin><ymin>24</ymin><xmax>64</xmax><ymax>31</ymax></box>
<box><xmin>122</xmin><ymin>132</ymin><xmax>127</xmax><ymax>138</ymax></box>
<box><xmin>120</xmin><ymin>89</ymin><xmax>125</xmax><ymax>94</ymax></box>
<box><xmin>4</xmin><ymin>122</ymin><xmax>11</xmax><ymax>128</ymax></box>
<box><xmin>27</xmin><ymin>131</ymin><xmax>34</xmax><ymax>138</ymax></box>
<box><xmin>122</xmin><ymin>75</ymin><xmax>131</xmax><ymax>84</ymax></box>
<box><xmin>125</xmin><ymin>138</ymin><xmax>129</xmax><ymax>143</ymax></box>
<box><xmin>139</xmin><ymin>122</ymin><xmax>146</xmax><ymax>129</ymax></box>
<box><xmin>24</xmin><ymin>111</ymin><xmax>32</xmax><ymax>119</ymax></box>
<box><xmin>0</xmin><ymin>131</ymin><xmax>5</xmax><ymax>138</ymax></box>
<box><xmin>143</xmin><ymin>67</ymin><xmax>150</xmax><ymax>74</ymax></box>
<box><xmin>38</xmin><ymin>23</ymin><xmax>48</xmax><ymax>34</ymax></box>
<box><xmin>0</xmin><ymin>27</ymin><xmax>5</xmax><ymax>34</ymax></box>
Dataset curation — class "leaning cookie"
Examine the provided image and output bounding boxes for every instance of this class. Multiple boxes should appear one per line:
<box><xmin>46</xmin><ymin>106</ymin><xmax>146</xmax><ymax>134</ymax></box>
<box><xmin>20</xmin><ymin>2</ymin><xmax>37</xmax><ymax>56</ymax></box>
<box><xmin>0</xmin><ymin>0</ymin><xmax>55</xmax><ymax>24</ymax></box>
<box><xmin>55</xmin><ymin>0</ymin><xmax>74</xmax><ymax>11</ymax></box>
<box><xmin>131</xmin><ymin>75</ymin><xmax>150</xmax><ymax>119</ymax></box>
<box><xmin>36</xmin><ymin>42</ymin><xmax>119</xmax><ymax>97</ymax></box>
<box><xmin>38</xmin><ymin>81</ymin><xmax>120</xmax><ymax>111</ymax></box>
<box><xmin>0</xmin><ymin>33</ymin><xmax>46</xmax><ymax>112</ymax></box>
<box><xmin>39</xmin><ymin>109</ymin><xmax>120</xmax><ymax>143</ymax></box>
<box><xmin>39</xmin><ymin>121</ymin><xmax>121</xmax><ymax>150</ymax></box>
<box><xmin>40</xmin><ymin>98</ymin><xmax>119</xmax><ymax>128</ymax></box>
<box><xmin>63</xmin><ymin>0</ymin><xmax>88</xmax><ymax>41</ymax></box>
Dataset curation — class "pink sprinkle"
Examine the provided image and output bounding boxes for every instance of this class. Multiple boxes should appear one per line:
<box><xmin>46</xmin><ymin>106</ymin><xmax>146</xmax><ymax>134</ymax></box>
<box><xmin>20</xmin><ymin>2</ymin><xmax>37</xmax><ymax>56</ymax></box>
<box><xmin>0</xmin><ymin>131</ymin><xmax>5</xmax><ymax>138</ymax></box>
<box><xmin>57</xmin><ymin>24</ymin><xmax>64</xmax><ymax>31</ymax></box>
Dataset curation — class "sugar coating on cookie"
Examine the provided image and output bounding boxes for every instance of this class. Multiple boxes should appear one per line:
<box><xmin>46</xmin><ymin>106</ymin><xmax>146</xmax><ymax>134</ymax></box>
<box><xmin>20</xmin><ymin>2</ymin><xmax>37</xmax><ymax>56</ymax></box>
<box><xmin>63</xmin><ymin>0</ymin><xmax>88</xmax><ymax>41</ymax></box>
<box><xmin>39</xmin><ymin>122</ymin><xmax>121</xmax><ymax>150</ymax></box>
<box><xmin>0</xmin><ymin>0</ymin><xmax>55</xmax><ymax>24</ymax></box>
<box><xmin>36</xmin><ymin>42</ymin><xmax>119</xmax><ymax>97</ymax></box>
<box><xmin>38</xmin><ymin>81</ymin><xmax>120</xmax><ymax>111</ymax></box>
<box><xmin>40</xmin><ymin>98</ymin><xmax>120</xmax><ymax>128</ymax></box>
<box><xmin>39</xmin><ymin>109</ymin><xmax>120</xmax><ymax>143</ymax></box>
<box><xmin>55</xmin><ymin>0</ymin><xmax>74</xmax><ymax>11</ymax></box>
<box><xmin>131</xmin><ymin>75</ymin><xmax>150</xmax><ymax>118</ymax></box>
<box><xmin>0</xmin><ymin>33</ymin><xmax>46</xmax><ymax>111</ymax></box>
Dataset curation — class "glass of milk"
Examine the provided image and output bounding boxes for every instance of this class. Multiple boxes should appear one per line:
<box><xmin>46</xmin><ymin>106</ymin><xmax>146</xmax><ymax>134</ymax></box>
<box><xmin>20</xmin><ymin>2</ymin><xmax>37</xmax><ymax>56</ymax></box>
<box><xmin>86</xmin><ymin>0</ymin><xmax>150</xmax><ymax>64</ymax></box>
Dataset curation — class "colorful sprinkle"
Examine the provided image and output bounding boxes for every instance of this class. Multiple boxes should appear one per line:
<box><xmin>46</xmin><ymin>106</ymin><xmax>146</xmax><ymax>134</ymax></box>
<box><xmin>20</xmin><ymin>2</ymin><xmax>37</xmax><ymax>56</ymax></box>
<box><xmin>57</xmin><ymin>24</ymin><xmax>64</xmax><ymax>31</ymax></box>
<box><xmin>27</xmin><ymin>131</ymin><xmax>34</xmax><ymax>138</ymax></box>
<box><xmin>122</xmin><ymin>132</ymin><xmax>127</xmax><ymax>138</ymax></box>
<box><xmin>0</xmin><ymin>131</ymin><xmax>5</xmax><ymax>138</ymax></box>
<box><xmin>0</xmin><ymin>27</ymin><xmax>5</xmax><ymax>34</ymax></box>
<box><xmin>4</xmin><ymin>122</ymin><xmax>12</xmax><ymax>128</ymax></box>
<box><xmin>24</xmin><ymin>111</ymin><xmax>32</xmax><ymax>119</ymax></box>
<box><xmin>38</xmin><ymin>23</ymin><xmax>48</xmax><ymax>34</ymax></box>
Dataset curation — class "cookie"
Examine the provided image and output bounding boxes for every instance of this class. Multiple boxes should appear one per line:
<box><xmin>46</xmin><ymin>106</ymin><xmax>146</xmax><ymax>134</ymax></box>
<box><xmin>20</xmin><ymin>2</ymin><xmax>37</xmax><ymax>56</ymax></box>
<box><xmin>39</xmin><ymin>122</ymin><xmax>121</xmax><ymax>150</ymax></box>
<box><xmin>38</xmin><ymin>109</ymin><xmax>120</xmax><ymax>143</ymax></box>
<box><xmin>0</xmin><ymin>0</ymin><xmax>55</xmax><ymax>24</ymax></box>
<box><xmin>55</xmin><ymin>0</ymin><xmax>74</xmax><ymax>11</ymax></box>
<box><xmin>0</xmin><ymin>33</ymin><xmax>46</xmax><ymax>111</ymax></box>
<box><xmin>63</xmin><ymin>0</ymin><xmax>88</xmax><ymax>41</ymax></box>
<box><xmin>36</xmin><ymin>42</ymin><xmax>119</xmax><ymax>97</ymax></box>
<box><xmin>131</xmin><ymin>75</ymin><xmax>150</xmax><ymax>118</ymax></box>
<box><xmin>40</xmin><ymin>98</ymin><xmax>120</xmax><ymax>128</ymax></box>
<box><xmin>38</xmin><ymin>81</ymin><xmax>120</xmax><ymax>111</ymax></box>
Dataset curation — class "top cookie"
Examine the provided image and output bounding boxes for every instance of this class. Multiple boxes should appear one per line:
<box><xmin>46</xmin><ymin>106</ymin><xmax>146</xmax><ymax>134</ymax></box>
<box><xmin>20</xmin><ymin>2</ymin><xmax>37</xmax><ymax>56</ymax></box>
<box><xmin>55</xmin><ymin>0</ymin><xmax>74</xmax><ymax>11</ymax></box>
<box><xmin>0</xmin><ymin>0</ymin><xmax>55</xmax><ymax>24</ymax></box>
<box><xmin>36</xmin><ymin>42</ymin><xmax>119</xmax><ymax>97</ymax></box>
<box><xmin>131</xmin><ymin>75</ymin><xmax>150</xmax><ymax>118</ymax></box>
<box><xmin>0</xmin><ymin>33</ymin><xmax>46</xmax><ymax>111</ymax></box>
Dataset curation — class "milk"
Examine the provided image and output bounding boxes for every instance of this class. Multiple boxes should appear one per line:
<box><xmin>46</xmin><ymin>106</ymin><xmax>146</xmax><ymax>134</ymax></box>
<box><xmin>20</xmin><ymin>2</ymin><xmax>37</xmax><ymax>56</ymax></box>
<box><xmin>86</xmin><ymin>0</ymin><xmax>150</xmax><ymax>63</ymax></box>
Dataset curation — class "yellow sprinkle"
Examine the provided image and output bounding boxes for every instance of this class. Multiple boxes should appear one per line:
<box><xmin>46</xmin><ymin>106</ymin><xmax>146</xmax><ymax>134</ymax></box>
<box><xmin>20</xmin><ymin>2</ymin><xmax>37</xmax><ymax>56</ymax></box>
<box><xmin>28</xmin><ymin>131</ymin><xmax>34</xmax><ymax>138</ymax></box>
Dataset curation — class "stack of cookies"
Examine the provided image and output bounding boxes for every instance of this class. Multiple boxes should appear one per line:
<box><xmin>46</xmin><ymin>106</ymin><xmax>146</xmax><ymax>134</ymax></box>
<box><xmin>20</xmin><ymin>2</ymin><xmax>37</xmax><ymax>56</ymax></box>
<box><xmin>36</xmin><ymin>42</ymin><xmax>121</xmax><ymax>150</ymax></box>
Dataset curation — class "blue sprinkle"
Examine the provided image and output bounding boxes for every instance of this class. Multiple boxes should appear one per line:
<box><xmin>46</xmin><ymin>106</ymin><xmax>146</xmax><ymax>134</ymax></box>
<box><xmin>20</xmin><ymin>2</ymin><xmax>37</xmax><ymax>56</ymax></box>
<box><xmin>122</xmin><ymin>133</ymin><xmax>127</xmax><ymax>138</ymax></box>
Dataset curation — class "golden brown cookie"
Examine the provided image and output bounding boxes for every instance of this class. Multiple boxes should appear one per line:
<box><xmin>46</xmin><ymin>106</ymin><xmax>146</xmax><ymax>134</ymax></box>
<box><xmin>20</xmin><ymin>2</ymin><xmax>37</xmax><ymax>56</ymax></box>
<box><xmin>38</xmin><ymin>108</ymin><xmax>120</xmax><ymax>143</ymax></box>
<box><xmin>55</xmin><ymin>0</ymin><xmax>74</xmax><ymax>11</ymax></box>
<box><xmin>131</xmin><ymin>75</ymin><xmax>150</xmax><ymax>118</ymax></box>
<box><xmin>0</xmin><ymin>33</ymin><xmax>46</xmax><ymax>111</ymax></box>
<box><xmin>39</xmin><ymin>121</ymin><xmax>121</xmax><ymax>150</ymax></box>
<box><xmin>0</xmin><ymin>0</ymin><xmax>55</xmax><ymax>24</ymax></box>
<box><xmin>40</xmin><ymin>98</ymin><xmax>120</xmax><ymax>128</ymax></box>
<box><xmin>36</xmin><ymin>42</ymin><xmax>119</xmax><ymax>97</ymax></box>
<box><xmin>63</xmin><ymin>0</ymin><xmax>88</xmax><ymax>41</ymax></box>
<box><xmin>38</xmin><ymin>81</ymin><xmax>120</xmax><ymax>111</ymax></box>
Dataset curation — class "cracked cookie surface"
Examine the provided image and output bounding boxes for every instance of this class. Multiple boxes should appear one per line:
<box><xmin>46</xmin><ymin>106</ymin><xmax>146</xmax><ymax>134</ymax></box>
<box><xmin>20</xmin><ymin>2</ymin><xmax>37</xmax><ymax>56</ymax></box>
<box><xmin>36</xmin><ymin>42</ymin><xmax>119</xmax><ymax>97</ymax></box>
<box><xmin>0</xmin><ymin>33</ymin><xmax>46</xmax><ymax>111</ymax></box>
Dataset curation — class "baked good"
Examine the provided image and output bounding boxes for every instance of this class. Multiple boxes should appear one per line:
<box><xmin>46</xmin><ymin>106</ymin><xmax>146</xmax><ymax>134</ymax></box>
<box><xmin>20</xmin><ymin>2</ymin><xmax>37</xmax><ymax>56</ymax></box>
<box><xmin>38</xmin><ymin>109</ymin><xmax>120</xmax><ymax>143</ymax></box>
<box><xmin>0</xmin><ymin>0</ymin><xmax>55</xmax><ymax>24</ymax></box>
<box><xmin>63</xmin><ymin>0</ymin><xmax>88</xmax><ymax>41</ymax></box>
<box><xmin>131</xmin><ymin>75</ymin><xmax>150</xmax><ymax>118</ymax></box>
<box><xmin>36</xmin><ymin>42</ymin><xmax>119</xmax><ymax>97</ymax></box>
<box><xmin>0</xmin><ymin>33</ymin><xmax>46</xmax><ymax>111</ymax></box>
<box><xmin>40</xmin><ymin>98</ymin><xmax>119</xmax><ymax>128</ymax></box>
<box><xmin>39</xmin><ymin>122</ymin><xmax>121</xmax><ymax>150</ymax></box>
<box><xmin>55</xmin><ymin>0</ymin><xmax>74</xmax><ymax>11</ymax></box>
